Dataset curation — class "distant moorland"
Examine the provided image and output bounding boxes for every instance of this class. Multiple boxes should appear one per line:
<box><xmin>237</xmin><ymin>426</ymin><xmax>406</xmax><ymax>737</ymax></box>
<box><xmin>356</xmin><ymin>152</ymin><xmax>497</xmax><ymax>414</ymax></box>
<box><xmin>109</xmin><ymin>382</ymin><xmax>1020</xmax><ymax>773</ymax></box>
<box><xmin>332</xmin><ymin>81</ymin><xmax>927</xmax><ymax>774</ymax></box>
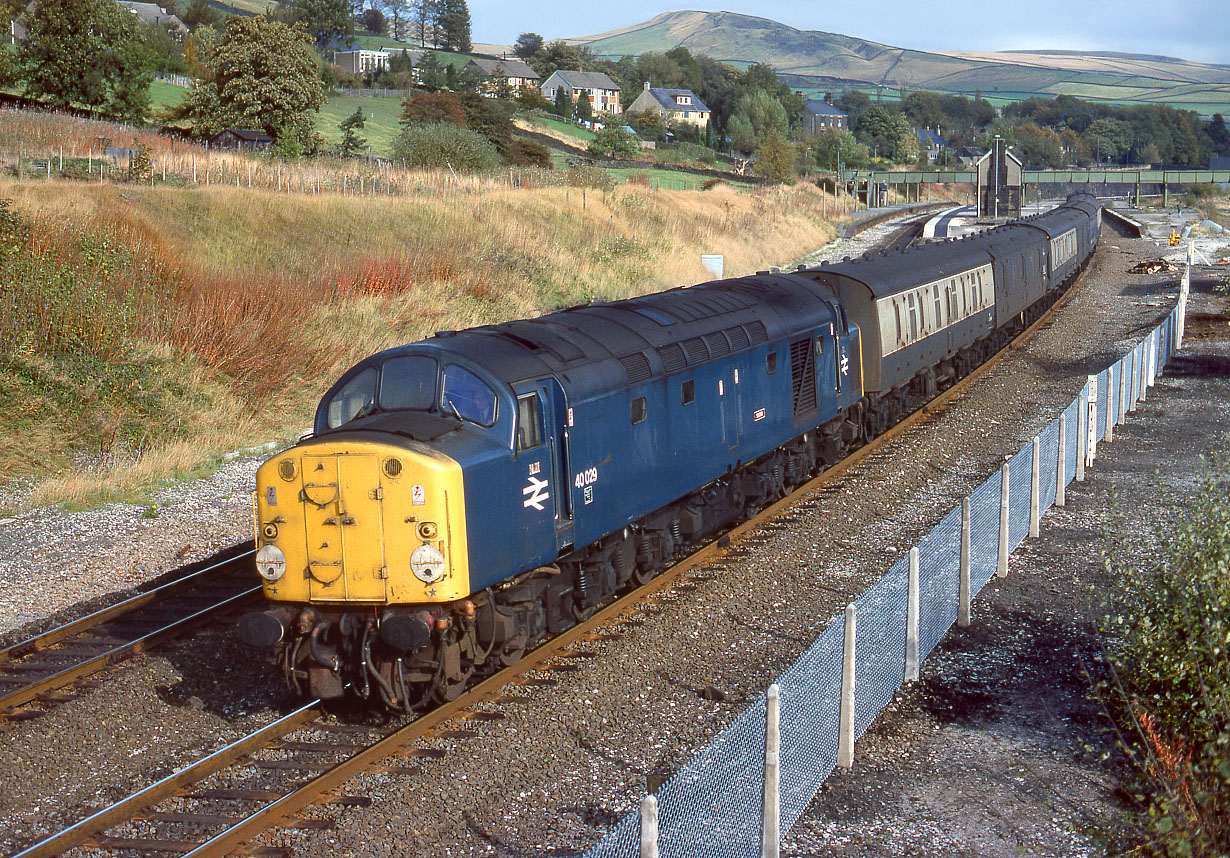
<box><xmin>570</xmin><ymin>11</ymin><xmax>1230</xmax><ymax>117</ymax></box>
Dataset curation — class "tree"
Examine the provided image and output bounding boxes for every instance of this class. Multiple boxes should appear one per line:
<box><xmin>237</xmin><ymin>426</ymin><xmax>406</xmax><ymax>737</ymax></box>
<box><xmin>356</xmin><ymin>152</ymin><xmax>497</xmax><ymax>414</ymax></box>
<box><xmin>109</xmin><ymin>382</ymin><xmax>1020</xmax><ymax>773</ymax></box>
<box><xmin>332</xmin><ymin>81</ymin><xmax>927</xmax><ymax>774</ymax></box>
<box><xmin>811</xmin><ymin>127</ymin><xmax>869</xmax><ymax>171</ymax></box>
<box><xmin>415</xmin><ymin>50</ymin><xmax>446</xmax><ymax>90</ymax></box>
<box><xmin>338</xmin><ymin>107</ymin><xmax>367</xmax><ymax>156</ymax></box>
<box><xmin>175</xmin><ymin>16</ymin><xmax>325</xmax><ymax>153</ymax></box>
<box><xmin>409</xmin><ymin>0</ymin><xmax>439</xmax><ymax>46</ymax></box>
<box><xmin>587</xmin><ymin>124</ymin><xmax>638</xmax><ymax>159</ymax></box>
<box><xmin>435</xmin><ymin>0</ymin><xmax>470</xmax><ymax>52</ymax></box>
<box><xmin>400</xmin><ymin>90</ymin><xmax>465</xmax><ymax>128</ymax></box>
<box><xmin>273</xmin><ymin>0</ymin><xmax>355</xmax><ymax>49</ymax></box>
<box><xmin>459</xmin><ymin>93</ymin><xmax>514</xmax><ymax>153</ymax></box>
<box><xmin>513</xmin><ymin>32</ymin><xmax>543</xmax><ymax>60</ymax></box>
<box><xmin>18</xmin><ymin>0</ymin><xmax>154</xmax><ymax>121</ymax></box>
<box><xmin>553</xmin><ymin>84</ymin><xmax>572</xmax><ymax>119</ymax></box>
<box><xmin>359</xmin><ymin>7</ymin><xmax>387</xmax><ymax>34</ymax></box>
<box><xmin>727</xmin><ymin>89</ymin><xmax>788</xmax><ymax>153</ymax></box>
<box><xmin>180</xmin><ymin>0</ymin><xmax>224</xmax><ymax>29</ymax></box>
<box><xmin>754</xmin><ymin>131</ymin><xmax>796</xmax><ymax>184</ymax></box>
<box><xmin>527</xmin><ymin>40</ymin><xmax>593</xmax><ymax>79</ymax></box>
<box><xmin>574</xmin><ymin>91</ymin><xmax>592</xmax><ymax>121</ymax></box>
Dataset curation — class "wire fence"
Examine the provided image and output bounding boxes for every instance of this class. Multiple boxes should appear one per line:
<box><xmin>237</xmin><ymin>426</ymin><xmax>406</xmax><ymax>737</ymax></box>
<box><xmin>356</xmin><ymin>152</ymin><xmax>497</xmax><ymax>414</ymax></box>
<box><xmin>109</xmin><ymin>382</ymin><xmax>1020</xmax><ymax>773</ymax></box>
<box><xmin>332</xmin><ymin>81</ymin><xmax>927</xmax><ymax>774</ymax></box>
<box><xmin>586</xmin><ymin>260</ymin><xmax>1192</xmax><ymax>858</ymax></box>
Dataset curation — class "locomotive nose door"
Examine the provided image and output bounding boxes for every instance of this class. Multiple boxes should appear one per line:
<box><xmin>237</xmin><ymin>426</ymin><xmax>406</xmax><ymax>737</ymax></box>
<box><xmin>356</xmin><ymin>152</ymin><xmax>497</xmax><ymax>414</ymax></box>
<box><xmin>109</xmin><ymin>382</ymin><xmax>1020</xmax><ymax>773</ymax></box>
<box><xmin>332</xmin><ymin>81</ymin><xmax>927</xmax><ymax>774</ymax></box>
<box><xmin>301</xmin><ymin>453</ymin><xmax>389</xmax><ymax>602</ymax></box>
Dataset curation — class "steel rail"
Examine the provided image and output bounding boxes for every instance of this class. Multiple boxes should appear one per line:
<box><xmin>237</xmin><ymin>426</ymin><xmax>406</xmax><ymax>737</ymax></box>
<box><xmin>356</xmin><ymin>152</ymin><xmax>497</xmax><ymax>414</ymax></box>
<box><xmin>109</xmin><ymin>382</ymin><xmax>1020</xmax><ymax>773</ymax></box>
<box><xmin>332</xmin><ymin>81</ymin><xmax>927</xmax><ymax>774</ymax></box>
<box><xmin>0</xmin><ymin>585</ymin><xmax>263</xmax><ymax>713</ymax></box>
<box><xmin>0</xmin><ymin>546</ymin><xmax>255</xmax><ymax>667</ymax></box>
<box><xmin>9</xmin><ymin>701</ymin><xmax>322</xmax><ymax>858</ymax></box>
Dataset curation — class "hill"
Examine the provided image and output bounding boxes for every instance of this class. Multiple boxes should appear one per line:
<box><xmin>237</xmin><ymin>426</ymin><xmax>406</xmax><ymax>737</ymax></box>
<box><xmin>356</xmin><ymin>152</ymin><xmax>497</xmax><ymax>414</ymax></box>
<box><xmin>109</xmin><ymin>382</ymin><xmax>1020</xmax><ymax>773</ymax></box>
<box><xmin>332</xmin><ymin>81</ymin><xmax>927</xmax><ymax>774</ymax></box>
<box><xmin>572</xmin><ymin>11</ymin><xmax>1230</xmax><ymax>116</ymax></box>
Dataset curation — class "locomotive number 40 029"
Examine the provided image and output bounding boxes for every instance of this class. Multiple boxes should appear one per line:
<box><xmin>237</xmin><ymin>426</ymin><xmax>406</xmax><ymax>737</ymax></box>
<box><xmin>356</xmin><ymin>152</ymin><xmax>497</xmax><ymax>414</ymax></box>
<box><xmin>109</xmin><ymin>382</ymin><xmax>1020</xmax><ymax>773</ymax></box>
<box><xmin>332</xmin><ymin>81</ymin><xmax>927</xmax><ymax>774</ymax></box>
<box><xmin>574</xmin><ymin>467</ymin><xmax>599</xmax><ymax>489</ymax></box>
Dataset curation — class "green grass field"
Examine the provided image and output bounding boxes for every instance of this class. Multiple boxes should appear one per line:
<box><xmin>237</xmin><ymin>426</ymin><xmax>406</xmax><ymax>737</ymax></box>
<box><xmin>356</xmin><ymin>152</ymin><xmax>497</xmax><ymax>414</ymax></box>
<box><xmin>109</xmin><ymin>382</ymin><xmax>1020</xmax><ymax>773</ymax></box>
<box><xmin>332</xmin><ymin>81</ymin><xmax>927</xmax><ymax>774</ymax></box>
<box><xmin>149</xmin><ymin>79</ymin><xmax>188</xmax><ymax>112</ymax></box>
<box><xmin>518</xmin><ymin>113</ymin><xmax>597</xmax><ymax>143</ymax></box>
<box><xmin>316</xmin><ymin>93</ymin><xmax>406</xmax><ymax>155</ymax></box>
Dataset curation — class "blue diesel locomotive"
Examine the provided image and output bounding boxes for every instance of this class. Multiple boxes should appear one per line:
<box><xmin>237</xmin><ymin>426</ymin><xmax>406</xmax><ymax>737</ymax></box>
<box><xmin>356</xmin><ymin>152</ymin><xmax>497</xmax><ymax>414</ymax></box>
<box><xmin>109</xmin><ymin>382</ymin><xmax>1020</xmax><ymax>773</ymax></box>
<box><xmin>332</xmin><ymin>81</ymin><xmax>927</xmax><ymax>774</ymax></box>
<box><xmin>239</xmin><ymin>194</ymin><xmax>1101</xmax><ymax>709</ymax></box>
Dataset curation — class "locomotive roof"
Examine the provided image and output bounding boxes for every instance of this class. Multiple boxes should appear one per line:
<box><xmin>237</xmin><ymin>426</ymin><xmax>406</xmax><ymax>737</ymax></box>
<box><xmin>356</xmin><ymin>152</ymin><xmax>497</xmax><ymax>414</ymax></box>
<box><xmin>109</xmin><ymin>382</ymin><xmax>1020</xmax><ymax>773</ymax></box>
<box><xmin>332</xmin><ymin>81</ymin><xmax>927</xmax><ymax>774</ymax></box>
<box><xmin>410</xmin><ymin>272</ymin><xmax>840</xmax><ymax>399</ymax></box>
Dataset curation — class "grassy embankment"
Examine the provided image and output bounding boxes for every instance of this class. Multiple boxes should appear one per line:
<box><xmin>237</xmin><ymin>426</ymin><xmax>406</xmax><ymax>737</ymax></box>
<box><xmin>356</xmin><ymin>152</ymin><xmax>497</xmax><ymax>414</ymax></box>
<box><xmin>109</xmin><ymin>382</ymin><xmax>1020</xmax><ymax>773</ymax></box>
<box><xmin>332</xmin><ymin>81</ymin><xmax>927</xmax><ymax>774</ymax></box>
<box><xmin>0</xmin><ymin>110</ymin><xmax>851</xmax><ymax>513</ymax></box>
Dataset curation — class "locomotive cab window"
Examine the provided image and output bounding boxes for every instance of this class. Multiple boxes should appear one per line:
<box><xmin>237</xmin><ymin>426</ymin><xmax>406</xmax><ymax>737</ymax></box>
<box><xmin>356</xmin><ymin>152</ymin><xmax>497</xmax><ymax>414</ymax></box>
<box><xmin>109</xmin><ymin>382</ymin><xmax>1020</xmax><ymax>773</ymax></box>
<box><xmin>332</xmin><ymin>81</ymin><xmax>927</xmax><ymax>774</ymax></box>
<box><xmin>630</xmin><ymin>396</ymin><xmax>647</xmax><ymax>424</ymax></box>
<box><xmin>516</xmin><ymin>393</ymin><xmax>543</xmax><ymax>451</ymax></box>
<box><xmin>379</xmin><ymin>355</ymin><xmax>437</xmax><ymax>412</ymax></box>
<box><xmin>441</xmin><ymin>365</ymin><xmax>498</xmax><ymax>427</ymax></box>
<box><xmin>326</xmin><ymin>367</ymin><xmax>378</xmax><ymax>429</ymax></box>
<box><xmin>681</xmin><ymin>379</ymin><xmax>696</xmax><ymax>405</ymax></box>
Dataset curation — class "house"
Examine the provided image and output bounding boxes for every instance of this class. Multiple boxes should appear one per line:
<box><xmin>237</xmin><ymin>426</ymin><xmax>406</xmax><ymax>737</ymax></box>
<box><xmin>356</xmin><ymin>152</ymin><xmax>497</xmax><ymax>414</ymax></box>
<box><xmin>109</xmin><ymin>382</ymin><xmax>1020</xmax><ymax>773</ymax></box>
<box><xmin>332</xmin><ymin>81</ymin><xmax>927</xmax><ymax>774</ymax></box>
<box><xmin>465</xmin><ymin>58</ymin><xmax>540</xmax><ymax>97</ymax></box>
<box><xmin>916</xmin><ymin>128</ymin><xmax>949</xmax><ymax>163</ymax></box>
<box><xmin>540</xmin><ymin>70</ymin><xmax>622</xmax><ymax>114</ymax></box>
<box><xmin>626</xmin><ymin>82</ymin><xmax>710</xmax><ymax>130</ymax></box>
<box><xmin>802</xmin><ymin>99</ymin><xmax>847</xmax><ymax>134</ymax></box>
<box><xmin>116</xmin><ymin>1</ymin><xmax>186</xmax><ymax>33</ymax></box>
<box><xmin>332</xmin><ymin>49</ymin><xmax>393</xmax><ymax>76</ymax></box>
<box><xmin>957</xmin><ymin>145</ymin><xmax>988</xmax><ymax>168</ymax></box>
<box><xmin>209</xmin><ymin>128</ymin><xmax>274</xmax><ymax>152</ymax></box>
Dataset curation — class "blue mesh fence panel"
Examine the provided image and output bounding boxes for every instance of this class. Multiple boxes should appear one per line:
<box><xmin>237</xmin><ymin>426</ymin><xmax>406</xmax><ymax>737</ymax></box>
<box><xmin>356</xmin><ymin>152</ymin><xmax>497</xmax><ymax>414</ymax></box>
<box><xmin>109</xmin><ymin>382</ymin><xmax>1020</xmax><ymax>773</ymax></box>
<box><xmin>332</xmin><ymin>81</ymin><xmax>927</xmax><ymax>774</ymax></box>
<box><xmin>916</xmin><ymin>504</ymin><xmax>962</xmax><ymax>661</ymax></box>
<box><xmin>968</xmin><ymin>472</ymin><xmax>1002</xmax><ymax>595</ymax></box>
<box><xmin>1038</xmin><ymin>418</ymin><xmax>1060</xmax><ymax>512</ymax></box>
<box><xmin>1094</xmin><ymin>368</ymin><xmax>1109</xmax><ymax>442</ymax></box>
<box><xmin>1063</xmin><ymin>397</ymin><xmax>1080</xmax><ymax>489</ymax></box>
<box><xmin>585</xmin><ymin>317</ymin><xmax>1178</xmax><ymax>858</ymax></box>
<box><xmin>854</xmin><ymin>561</ymin><xmax>909</xmax><ymax>736</ymax></box>
<box><xmin>1007</xmin><ymin>444</ymin><xmax>1032</xmax><ymax>550</ymax></box>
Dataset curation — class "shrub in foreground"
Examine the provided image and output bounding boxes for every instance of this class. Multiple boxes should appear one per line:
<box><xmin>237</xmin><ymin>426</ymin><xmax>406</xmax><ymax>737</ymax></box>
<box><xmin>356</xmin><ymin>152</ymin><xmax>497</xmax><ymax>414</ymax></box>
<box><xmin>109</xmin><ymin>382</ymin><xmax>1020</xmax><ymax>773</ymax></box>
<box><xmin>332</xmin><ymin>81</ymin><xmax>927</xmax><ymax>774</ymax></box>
<box><xmin>391</xmin><ymin>121</ymin><xmax>501</xmax><ymax>172</ymax></box>
<box><xmin>1104</xmin><ymin>460</ymin><xmax>1230</xmax><ymax>856</ymax></box>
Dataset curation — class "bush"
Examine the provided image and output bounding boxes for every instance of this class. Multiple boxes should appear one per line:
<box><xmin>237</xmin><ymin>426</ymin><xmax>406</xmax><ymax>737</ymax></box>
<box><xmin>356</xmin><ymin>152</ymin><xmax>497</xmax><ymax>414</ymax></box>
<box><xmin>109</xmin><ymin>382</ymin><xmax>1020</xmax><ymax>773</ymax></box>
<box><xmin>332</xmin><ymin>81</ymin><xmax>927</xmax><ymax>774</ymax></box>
<box><xmin>587</xmin><ymin>125</ymin><xmax>639</xmax><ymax>159</ymax></box>
<box><xmin>1104</xmin><ymin>461</ymin><xmax>1230</xmax><ymax>856</ymax></box>
<box><xmin>506</xmin><ymin>138</ymin><xmax>551</xmax><ymax>168</ymax></box>
<box><xmin>391</xmin><ymin>122</ymin><xmax>501</xmax><ymax>172</ymax></box>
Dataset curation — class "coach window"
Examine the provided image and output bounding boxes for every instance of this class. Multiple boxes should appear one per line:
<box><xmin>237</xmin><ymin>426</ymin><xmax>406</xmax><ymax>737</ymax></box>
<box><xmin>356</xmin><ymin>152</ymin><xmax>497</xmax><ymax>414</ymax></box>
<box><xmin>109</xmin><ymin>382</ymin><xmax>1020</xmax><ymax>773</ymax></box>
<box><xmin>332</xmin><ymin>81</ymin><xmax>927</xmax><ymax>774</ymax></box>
<box><xmin>932</xmin><ymin>283</ymin><xmax>943</xmax><ymax>327</ymax></box>
<box><xmin>516</xmin><ymin>393</ymin><xmax>543</xmax><ymax>451</ymax></box>
<box><xmin>681</xmin><ymin>379</ymin><xmax>696</xmax><ymax>404</ymax></box>
<box><xmin>631</xmin><ymin>396</ymin><xmax>648</xmax><ymax>424</ymax></box>
<box><xmin>894</xmin><ymin>301</ymin><xmax>903</xmax><ymax>346</ymax></box>
<box><xmin>766</xmin><ymin>352</ymin><xmax>778</xmax><ymax>374</ymax></box>
<box><xmin>907</xmin><ymin>292</ymin><xmax>919</xmax><ymax>340</ymax></box>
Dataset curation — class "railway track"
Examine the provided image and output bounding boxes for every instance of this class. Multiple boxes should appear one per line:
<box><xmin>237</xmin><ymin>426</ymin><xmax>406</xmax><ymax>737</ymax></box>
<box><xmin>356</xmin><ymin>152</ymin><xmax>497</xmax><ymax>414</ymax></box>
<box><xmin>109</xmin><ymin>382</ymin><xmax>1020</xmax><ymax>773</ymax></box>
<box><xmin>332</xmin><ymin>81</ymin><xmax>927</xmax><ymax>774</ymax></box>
<box><xmin>0</xmin><ymin>543</ymin><xmax>259</xmax><ymax>725</ymax></box>
<box><xmin>4</xmin><ymin>231</ymin><xmax>1096</xmax><ymax>858</ymax></box>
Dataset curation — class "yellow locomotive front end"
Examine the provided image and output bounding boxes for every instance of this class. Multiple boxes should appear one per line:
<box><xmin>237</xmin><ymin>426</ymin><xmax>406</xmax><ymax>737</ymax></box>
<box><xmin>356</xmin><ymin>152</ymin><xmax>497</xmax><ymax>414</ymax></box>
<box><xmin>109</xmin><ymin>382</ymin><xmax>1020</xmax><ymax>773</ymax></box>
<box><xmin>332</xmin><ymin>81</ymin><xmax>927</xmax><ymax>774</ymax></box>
<box><xmin>252</xmin><ymin>439</ymin><xmax>469</xmax><ymax>606</ymax></box>
<box><xmin>240</xmin><ymin>439</ymin><xmax>479</xmax><ymax>707</ymax></box>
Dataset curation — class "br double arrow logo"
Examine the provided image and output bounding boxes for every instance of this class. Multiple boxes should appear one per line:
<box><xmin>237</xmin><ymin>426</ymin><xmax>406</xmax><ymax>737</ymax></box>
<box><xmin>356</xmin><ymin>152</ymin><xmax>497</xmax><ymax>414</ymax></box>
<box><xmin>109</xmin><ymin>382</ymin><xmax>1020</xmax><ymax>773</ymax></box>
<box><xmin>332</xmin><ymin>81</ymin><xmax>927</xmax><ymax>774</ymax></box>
<box><xmin>522</xmin><ymin>475</ymin><xmax>550</xmax><ymax>511</ymax></box>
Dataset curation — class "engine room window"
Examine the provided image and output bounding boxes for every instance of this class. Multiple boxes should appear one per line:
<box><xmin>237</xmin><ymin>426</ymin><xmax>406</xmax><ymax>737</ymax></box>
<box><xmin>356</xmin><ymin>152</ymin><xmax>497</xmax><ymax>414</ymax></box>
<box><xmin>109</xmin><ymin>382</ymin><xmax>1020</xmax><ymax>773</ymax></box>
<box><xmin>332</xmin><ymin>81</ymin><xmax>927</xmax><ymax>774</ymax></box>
<box><xmin>766</xmin><ymin>352</ymin><xmax>778</xmax><ymax>374</ymax></box>
<box><xmin>516</xmin><ymin>393</ymin><xmax>543</xmax><ymax>450</ymax></box>
<box><xmin>379</xmin><ymin>355</ymin><xmax>438</xmax><ymax>411</ymax></box>
<box><xmin>441</xmin><ymin>365</ymin><xmax>498</xmax><ymax>426</ymax></box>
<box><xmin>630</xmin><ymin>396</ymin><xmax>647</xmax><ymax>424</ymax></box>
<box><xmin>326</xmin><ymin>367</ymin><xmax>378</xmax><ymax>428</ymax></box>
<box><xmin>681</xmin><ymin>379</ymin><xmax>696</xmax><ymax>404</ymax></box>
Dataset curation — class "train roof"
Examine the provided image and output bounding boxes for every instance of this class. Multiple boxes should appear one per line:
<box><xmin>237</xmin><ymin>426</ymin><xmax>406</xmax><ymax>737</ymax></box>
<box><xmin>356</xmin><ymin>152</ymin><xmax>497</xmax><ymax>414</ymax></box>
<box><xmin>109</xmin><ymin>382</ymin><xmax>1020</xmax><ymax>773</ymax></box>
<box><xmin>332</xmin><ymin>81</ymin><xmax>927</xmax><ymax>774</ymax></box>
<box><xmin>376</xmin><ymin>272</ymin><xmax>840</xmax><ymax>401</ymax></box>
<box><xmin>803</xmin><ymin>236</ymin><xmax>992</xmax><ymax>298</ymax></box>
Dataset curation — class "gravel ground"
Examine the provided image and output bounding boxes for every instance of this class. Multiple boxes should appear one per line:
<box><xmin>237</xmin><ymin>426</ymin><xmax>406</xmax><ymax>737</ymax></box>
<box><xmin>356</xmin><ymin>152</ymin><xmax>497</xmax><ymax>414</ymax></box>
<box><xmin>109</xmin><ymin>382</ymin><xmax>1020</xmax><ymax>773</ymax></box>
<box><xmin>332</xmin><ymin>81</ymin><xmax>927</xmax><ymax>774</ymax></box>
<box><xmin>0</xmin><ymin>207</ymin><xmax>1226</xmax><ymax>858</ymax></box>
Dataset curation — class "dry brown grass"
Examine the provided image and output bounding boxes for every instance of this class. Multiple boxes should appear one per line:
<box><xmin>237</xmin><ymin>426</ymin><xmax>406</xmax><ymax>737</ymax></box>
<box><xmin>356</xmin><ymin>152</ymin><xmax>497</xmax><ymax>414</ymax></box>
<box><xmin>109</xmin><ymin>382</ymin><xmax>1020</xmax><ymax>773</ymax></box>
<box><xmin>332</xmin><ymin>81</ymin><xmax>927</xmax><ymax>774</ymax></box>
<box><xmin>0</xmin><ymin>118</ymin><xmax>849</xmax><ymax>510</ymax></box>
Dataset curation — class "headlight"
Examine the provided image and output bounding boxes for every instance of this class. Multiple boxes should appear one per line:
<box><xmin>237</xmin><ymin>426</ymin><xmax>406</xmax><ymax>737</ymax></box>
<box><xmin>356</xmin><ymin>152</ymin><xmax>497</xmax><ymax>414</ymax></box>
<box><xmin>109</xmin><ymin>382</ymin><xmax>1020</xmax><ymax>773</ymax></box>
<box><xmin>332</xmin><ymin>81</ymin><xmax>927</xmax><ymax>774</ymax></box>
<box><xmin>410</xmin><ymin>544</ymin><xmax>446</xmax><ymax>583</ymax></box>
<box><xmin>256</xmin><ymin>544</ymin><xmax>287</xmax><ymax>582</ymax></box>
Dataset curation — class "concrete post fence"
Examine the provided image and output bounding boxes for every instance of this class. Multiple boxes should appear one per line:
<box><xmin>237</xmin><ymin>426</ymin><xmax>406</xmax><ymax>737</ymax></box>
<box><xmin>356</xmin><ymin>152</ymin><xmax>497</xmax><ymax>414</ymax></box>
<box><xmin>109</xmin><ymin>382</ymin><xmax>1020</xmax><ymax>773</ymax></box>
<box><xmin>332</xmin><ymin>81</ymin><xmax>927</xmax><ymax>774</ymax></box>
<box><xmin>585</xmin><ymin>260</ymin><xmax>1188</xmax><ymax>858</ymax></box>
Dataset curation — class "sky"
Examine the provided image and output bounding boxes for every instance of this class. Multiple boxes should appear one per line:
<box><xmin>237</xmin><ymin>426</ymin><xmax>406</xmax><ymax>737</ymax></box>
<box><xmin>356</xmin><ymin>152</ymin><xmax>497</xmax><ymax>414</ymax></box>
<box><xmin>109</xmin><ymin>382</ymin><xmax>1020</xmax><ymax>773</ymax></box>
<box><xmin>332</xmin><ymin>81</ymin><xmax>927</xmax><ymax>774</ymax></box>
<box><xmin>467</xmin><ymin>0</ymin><xmax>1230</xmax><ymax>66</ymax></box>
